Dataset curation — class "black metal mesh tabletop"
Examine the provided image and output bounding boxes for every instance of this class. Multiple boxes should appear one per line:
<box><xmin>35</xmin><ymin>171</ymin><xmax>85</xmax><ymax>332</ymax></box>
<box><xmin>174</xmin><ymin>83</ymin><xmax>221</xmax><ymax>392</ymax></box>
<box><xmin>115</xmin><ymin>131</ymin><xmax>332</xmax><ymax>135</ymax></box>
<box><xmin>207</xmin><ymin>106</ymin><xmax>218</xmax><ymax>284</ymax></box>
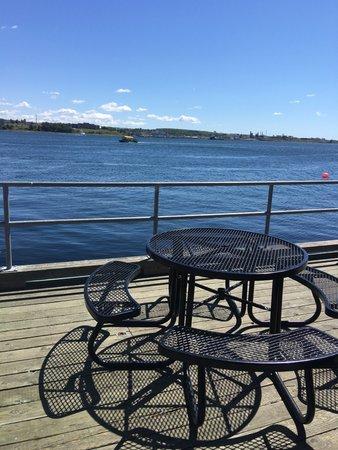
<box><xmin>147</xmin><ymin>228</ymin><xmax>308</xmax><ymax>281</ymax></box>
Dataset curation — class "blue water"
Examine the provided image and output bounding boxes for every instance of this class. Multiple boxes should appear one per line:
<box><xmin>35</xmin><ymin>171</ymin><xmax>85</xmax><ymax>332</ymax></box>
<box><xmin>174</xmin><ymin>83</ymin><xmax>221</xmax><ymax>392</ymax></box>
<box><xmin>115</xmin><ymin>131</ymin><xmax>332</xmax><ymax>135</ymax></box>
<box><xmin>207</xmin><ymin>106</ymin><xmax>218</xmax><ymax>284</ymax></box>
<box><xmin>1</xmin><ymin>130</ymin><xmax>337</xmax><ymax>265</ymax></box>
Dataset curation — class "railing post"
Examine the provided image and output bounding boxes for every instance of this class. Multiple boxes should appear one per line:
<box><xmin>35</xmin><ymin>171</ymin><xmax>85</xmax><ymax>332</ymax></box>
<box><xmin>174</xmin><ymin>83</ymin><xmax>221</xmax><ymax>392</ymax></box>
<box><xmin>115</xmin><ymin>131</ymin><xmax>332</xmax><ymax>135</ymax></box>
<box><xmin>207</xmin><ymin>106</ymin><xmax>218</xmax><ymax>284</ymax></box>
<box><xmin>152</xmin><ymin>185</ymin><xmax>160</xmax><ymax>235</ymax></box>
<box><xmin>264</xmin><ymin>184</ymin><xmax>274</xmax><ymax>235</ymax></box>
<box><xmin>2</xmin><ymin>184</ymin><xmax>13</xmax><ymax>270</ymax></box>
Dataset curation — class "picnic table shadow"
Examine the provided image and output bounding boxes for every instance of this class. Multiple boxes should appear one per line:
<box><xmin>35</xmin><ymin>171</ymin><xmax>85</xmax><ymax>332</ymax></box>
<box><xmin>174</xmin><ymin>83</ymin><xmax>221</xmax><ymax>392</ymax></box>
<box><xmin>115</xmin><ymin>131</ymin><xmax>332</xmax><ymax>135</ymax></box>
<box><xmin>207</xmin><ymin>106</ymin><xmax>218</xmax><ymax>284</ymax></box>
<box><xmin>39</xmin><ymin>325</ymin><xmax>335</xmax><ymax>449</ymax></box>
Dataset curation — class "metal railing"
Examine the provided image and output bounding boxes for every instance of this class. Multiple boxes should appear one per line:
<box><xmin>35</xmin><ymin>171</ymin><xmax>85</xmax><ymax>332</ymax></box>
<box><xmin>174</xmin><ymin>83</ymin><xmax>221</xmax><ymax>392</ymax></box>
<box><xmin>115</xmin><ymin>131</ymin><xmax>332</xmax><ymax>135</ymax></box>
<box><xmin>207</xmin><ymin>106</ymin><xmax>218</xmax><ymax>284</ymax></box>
<box><xmin>1</xmin><ymin>180</ymin><xmax>338</xmax><ymax>270</ymax></box>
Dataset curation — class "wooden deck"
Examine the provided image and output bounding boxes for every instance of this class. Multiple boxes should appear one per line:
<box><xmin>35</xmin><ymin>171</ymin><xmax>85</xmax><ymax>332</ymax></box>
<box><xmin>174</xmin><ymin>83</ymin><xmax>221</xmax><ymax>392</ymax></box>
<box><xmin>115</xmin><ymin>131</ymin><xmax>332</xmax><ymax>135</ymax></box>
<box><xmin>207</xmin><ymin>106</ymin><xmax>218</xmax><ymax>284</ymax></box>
<box><xmin>0</xmin><ymin>260</ymin><xmax>337</xmax><ymax>449</ymax></box>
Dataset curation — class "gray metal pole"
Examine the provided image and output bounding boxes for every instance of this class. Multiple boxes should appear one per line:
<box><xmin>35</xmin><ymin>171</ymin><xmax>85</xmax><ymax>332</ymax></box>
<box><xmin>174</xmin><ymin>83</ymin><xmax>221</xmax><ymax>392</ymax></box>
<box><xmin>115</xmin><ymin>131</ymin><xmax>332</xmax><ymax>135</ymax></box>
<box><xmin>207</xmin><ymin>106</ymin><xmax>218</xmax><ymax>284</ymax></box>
<box><xmin>264</xmin><ymin>184</ymin><xmax>274</xmax><ymax>235</ymax></box>
<box><xmin>2</xmin><ymin>185</ymin><xmax>13</xmax><ymax>270</ymax></box>
<box><xmin>152</xmin><ymin>185</ymin><xmax>160</xmax><ymax>235</ymax></box>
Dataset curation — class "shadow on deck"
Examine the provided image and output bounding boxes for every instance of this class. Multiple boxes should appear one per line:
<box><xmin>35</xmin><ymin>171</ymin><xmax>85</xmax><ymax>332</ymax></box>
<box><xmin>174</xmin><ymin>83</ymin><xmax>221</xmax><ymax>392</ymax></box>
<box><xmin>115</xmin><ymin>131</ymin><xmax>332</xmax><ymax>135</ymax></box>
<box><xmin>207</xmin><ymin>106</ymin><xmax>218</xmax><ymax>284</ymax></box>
<box><xmin>39</xmin><ymin>324</ymin><xmax>338</xmax><ymax>449</ymax></box>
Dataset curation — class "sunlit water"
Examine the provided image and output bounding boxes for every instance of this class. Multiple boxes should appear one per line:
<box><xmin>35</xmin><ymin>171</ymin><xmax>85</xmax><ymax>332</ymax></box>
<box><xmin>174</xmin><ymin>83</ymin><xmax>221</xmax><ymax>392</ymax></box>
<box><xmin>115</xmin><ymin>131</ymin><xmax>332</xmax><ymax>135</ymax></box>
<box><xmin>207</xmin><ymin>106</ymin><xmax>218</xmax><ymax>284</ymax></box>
<box><xmin>1</xmin><ymin>130</ymin><xmax>337</xmax><ymax>265</ymax></box>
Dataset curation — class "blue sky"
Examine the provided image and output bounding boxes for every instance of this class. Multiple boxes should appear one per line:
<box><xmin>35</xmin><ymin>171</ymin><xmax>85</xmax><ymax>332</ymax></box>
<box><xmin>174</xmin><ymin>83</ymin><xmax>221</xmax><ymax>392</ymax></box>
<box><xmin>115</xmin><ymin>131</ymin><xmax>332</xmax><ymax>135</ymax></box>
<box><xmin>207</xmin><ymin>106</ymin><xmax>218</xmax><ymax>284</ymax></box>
<box><xmin>1</xmin><ymin>0</ymin><xmax>337</xmax><ymax>138</ymax></box>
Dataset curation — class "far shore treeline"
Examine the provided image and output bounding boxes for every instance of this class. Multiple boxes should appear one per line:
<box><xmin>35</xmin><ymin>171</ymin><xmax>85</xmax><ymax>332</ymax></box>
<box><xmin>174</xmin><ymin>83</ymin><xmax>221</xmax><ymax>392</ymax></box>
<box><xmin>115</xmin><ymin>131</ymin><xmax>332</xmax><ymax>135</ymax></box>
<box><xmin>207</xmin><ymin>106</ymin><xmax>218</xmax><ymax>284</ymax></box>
<box><xmin>0</xmin><ymin>118</ymin><xmax>336</xmax><ymax>144</ymax></box>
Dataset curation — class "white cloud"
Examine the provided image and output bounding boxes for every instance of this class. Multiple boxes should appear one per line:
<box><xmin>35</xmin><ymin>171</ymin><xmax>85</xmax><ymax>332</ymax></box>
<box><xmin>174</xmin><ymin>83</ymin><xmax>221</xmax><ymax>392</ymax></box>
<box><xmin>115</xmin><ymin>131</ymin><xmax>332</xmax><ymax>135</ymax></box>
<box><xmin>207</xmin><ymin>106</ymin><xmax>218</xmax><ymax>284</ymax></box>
<box><xmin>178</xmin><ymin>114</ymin><xmax>200</xmax><ymax>124</ymax></box>
<box><xmin>77</xmin><ymin>110</ymin><xmax>113</xmax><ymax>123</ymax></box>
<box><xmin>39</xmin><ymin>110</ymin><xmax>54</xmax><ymax>119</ymax></box>
<box><xmin>289</xmin><ymin>100</ymin><xmax>300</xmax><ymax>104</ymax></box>
<box><xmin>43</xmin><ymin>91</ymin><xmax>60</xmax><ymax>99</ymax></box>
<box><xmin>136</xmin><ymin>107</ymin><xmax>147</xmax><ymax>112</ymax></box>
<box><xmin>306</xmin><ymin>93</ymin><xmax>315</xmax><ymax>97</ymax></box>
<box><xmin>116</xmin><ymin>88</ymin><xmax>131</xmax><ymax>93</ymax></box>
<box><xmin>38</xmin><ymin>108</ymin><xmax>120</xmax><ymax>126</ymax></box>
<box><xmin>147</xmin><ymin>113</ymin><xmax>200</xmax><ymax>124</ymax></box>
<box><xmin>100</xmin><ymin>101</ymin><xmax>131</xmax><ymax>112</ymax></box>
<box><xmin>16</xmin><ymin>101</ymin><xmax>31</xmax><ymax>108</ymax></box>
<box><xmin>0</xmin><ymin>98</ymin><xmax>12</xmax><ymax>106</ymax></box>
<box><xmin>57</xmin><ymin>108</ymin><xmax>77</xmax><ymax>114</ymax></box>
<box><xmin>0</xmin><ymin>103</ymin><xmax>123</xmax><ymax>126</ymax></box>
<box><xmin>0</xmin><ymin>109</ymin><xmax>12</xmax><ymax>116</ymax></box>
<box><xmin>147</xmin><ymin>114</ymin><xmax>177</xmax><ymax>122</ymax></box>
<box><xmin>1</xmin><ymin>25</ymin><xmax>18</xmax><ymax>31</ymax></box>
<box><xmin>0</xmin><ymin>108</ymin><xmax>33</xmax><ymax>120</ymax></box>
<box><xmin>315</xmin><ymin>111</ymin><xmax>326</xmax><ymax>117</ymax></box>
<box><xmin>0</xmin><ymin>102</ymin><xmax>148</xmax><ymax>128</ymax></box>
<box><xmin>189</xmin><ymin>105</ymin><xmax>202</xmax><ymax>110</ymax></box>
<box><xmin>273</xmin><ymin>112</ymin><xmax>283</xmax><ymax>116</ymax></box>
<box><xmin>81</xmin><ymin>110</ymin><xmax>117</xmax><ymax>123</ymax></box>
<box><xmin>122</xmin><ymin>120</ymin><xmax>146</xmax><ymax>126</ymax></box>
<box><xmin>72</xmin><ymin>99</ymin><xmax>85</xmax><ymax>104</ymax></box>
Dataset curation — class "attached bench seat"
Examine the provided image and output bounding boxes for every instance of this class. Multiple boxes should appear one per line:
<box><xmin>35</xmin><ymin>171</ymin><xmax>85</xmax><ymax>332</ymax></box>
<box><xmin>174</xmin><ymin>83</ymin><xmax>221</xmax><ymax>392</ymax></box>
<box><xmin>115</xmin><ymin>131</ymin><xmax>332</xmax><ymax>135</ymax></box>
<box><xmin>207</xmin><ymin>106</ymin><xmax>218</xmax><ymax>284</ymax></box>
<box><xmin>85</xmin><ymin>260</ymin><xmax>173</xmax><ymax>370</ymax></box>
<box><xmin>159</xmin><ymin>325</ymin><xmax>338</xmax><ymax>372</ymax></box>
<box><xmin>159</xmin><ymin>325</ymin><xmax>338</xmax><ymax>436</ymax></box>
<box><xmin>292</xmin><ymin>266</ymin><xmax>338</xmax><ymax>318</ymax></box>
<box><xmin>85</xmin><ymin>261</ymin><xmax>141</xmax><ymax>322</ymax></box>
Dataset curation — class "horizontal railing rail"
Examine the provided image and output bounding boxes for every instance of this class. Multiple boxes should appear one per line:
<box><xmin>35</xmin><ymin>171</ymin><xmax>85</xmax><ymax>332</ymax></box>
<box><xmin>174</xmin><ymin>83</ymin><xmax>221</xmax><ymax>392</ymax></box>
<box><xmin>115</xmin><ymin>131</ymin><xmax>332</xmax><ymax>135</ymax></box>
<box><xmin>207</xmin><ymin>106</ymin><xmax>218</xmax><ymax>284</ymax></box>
<box><xmin>1</xmin><ymin>180</ymin><xmax>338</xmax><ymax>270</ymax></box>
<box><xmin>3</xmin><ymin>180</ymin><xmax>338</xmax><ymax>187</ymax></box>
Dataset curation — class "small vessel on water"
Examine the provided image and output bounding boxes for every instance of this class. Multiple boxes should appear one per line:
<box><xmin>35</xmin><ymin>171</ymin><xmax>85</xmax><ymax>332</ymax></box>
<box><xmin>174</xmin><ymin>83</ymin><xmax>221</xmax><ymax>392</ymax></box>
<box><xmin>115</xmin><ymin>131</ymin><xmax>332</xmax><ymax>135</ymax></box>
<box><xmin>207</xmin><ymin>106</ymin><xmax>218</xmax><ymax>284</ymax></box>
<box><xmin>119</xmin><ymin>135</ymin><xmax>138</xmax><ymax>143</ymax></box>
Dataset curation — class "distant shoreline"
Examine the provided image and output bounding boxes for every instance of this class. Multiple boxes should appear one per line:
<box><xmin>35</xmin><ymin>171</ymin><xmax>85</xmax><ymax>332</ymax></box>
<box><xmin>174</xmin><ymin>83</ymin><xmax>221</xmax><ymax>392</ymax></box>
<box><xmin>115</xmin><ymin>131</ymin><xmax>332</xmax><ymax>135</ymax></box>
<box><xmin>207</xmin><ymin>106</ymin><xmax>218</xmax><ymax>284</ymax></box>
<box><xmin>1</xmin><ymin>118</ymin><xmax>337</xmax><ymax>144</ymax></box>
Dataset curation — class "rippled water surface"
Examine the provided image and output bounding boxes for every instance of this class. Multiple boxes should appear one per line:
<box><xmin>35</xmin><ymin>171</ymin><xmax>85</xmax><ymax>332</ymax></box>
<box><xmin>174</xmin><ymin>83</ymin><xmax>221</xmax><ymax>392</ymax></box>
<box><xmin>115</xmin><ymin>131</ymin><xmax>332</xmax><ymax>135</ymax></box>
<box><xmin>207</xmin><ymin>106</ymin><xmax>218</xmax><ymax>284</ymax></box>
<box><xmin>1</xmin><ymin>130</ymin><xmax>337</xmax><ymax>265</ymax></box>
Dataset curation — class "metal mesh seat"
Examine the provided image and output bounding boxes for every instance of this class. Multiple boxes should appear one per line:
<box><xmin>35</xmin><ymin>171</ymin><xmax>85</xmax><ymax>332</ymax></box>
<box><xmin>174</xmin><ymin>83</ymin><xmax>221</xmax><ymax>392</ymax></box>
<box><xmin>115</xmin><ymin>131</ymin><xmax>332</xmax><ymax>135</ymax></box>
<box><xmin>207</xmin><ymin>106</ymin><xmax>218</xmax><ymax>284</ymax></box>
<box><xmin>84</xmin><ymin>261</ymin><xmax>141</xmax><ymax>322</ymax></box>
<box><xmin>293</xmin><ymin>267</ymin><xmax>338</xmax><ymax>318</ymax></box>
<box><xmin>85</xmin><ymin>261</ymin><xmax>175</xmax><ymax>370</ymax></box>
<box><xmin>159</xmin><ymin>325</ymin><xmax>338</xmax><ymax>435</ymax></box>
<box><xmin>159</xmin><ymin>326</ymin><xmax>338</xmax><ymax>372</ymax></box>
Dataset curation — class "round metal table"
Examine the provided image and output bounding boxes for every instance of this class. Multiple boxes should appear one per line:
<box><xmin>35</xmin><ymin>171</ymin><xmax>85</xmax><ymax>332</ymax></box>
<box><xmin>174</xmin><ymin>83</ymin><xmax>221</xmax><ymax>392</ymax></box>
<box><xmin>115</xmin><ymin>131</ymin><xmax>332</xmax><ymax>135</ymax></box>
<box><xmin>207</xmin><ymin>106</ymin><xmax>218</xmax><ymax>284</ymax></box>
<box><xmin>147</xmin><ymin>227</ymin><xmax>308</xmax><ymax>333</ymax></box>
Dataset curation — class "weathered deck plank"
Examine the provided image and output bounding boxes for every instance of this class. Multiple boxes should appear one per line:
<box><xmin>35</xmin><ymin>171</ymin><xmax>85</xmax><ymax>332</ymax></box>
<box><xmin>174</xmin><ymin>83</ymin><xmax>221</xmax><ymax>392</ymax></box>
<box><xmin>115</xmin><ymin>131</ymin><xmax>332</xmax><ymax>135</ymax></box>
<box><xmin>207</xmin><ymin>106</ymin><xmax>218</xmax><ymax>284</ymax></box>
<box><xmin>0</xmin><ymin>261</ymin><xmax>337</xmax><ymax>449</ymax></box>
